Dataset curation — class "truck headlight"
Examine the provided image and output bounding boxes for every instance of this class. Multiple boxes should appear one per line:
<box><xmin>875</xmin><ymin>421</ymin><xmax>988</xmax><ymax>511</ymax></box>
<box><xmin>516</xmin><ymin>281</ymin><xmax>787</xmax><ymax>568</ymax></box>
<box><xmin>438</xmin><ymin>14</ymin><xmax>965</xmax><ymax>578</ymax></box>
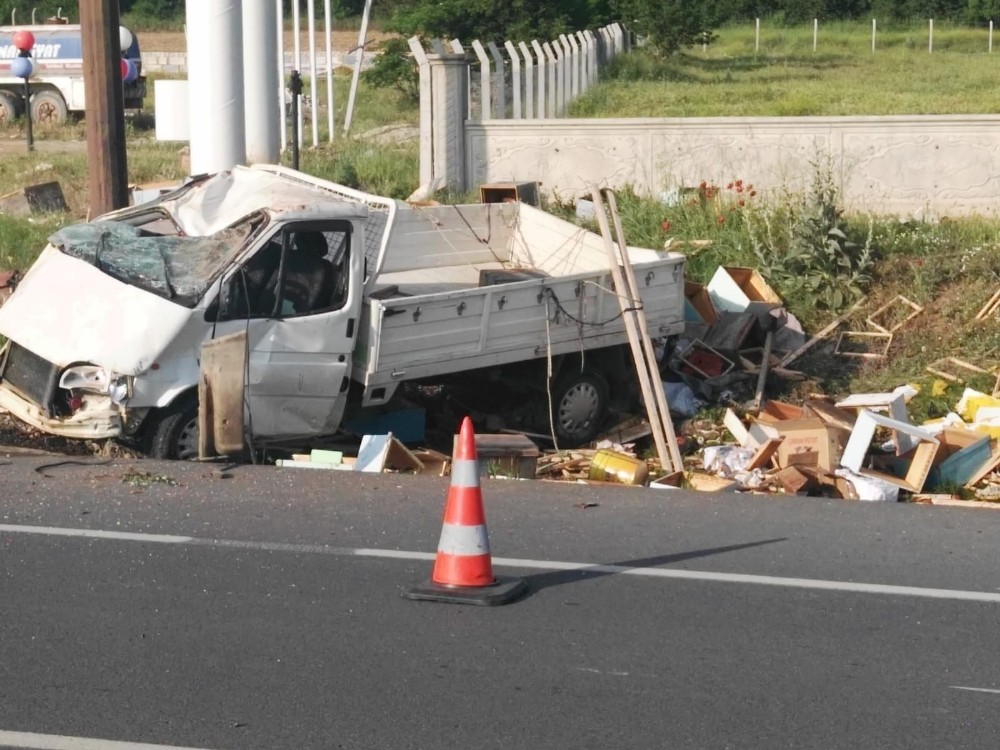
<box><xmin>59</xmin><ymin>365</ymin><xmax>132</xmax><ymax>405</ymax></box>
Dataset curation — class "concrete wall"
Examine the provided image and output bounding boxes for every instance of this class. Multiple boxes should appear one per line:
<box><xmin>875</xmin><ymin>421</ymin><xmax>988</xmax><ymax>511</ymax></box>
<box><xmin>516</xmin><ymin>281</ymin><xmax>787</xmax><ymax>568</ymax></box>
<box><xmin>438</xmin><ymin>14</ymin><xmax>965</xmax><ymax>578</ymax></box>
<box><xmin>465</xmin><ymin>115</ymin><xmax>1000</xmax><ymax>217</ymax></box>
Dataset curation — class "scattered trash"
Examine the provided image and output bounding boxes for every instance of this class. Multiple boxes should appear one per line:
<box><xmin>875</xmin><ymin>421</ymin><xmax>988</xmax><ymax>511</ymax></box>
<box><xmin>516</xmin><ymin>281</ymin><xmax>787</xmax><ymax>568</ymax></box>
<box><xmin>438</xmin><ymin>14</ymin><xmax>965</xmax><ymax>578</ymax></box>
<box><xmin>121</xmin><ymin>468</ymin><xmax>177</xmax><ymax>487</ymax></box>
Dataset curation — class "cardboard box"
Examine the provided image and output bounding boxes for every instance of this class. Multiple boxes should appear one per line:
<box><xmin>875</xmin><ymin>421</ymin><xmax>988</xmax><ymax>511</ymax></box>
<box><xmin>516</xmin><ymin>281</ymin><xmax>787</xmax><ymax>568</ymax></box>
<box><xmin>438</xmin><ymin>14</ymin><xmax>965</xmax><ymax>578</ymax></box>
<box><xmin>707</xmin><ymin>266</ymin><xmax>782</xmax><ymax>315</ymax></box>
<box><xmin>684</xmin><ymin>281</ymin><xmax>719</xmax><ymax>325</ymax></box>
<box><xmin>767</xmin><ymin>418</ymin><xmax>850</xmax><ymax>472</ymax></box>
<box><xmin>758</xmin><ymin>400</ymin><xmax>806</xmax><ymax>423</ymax></box>
<box><xmin>455</xmin><ymin>433</ymin><xmax>540</xmax><ymax>479</ymax></box>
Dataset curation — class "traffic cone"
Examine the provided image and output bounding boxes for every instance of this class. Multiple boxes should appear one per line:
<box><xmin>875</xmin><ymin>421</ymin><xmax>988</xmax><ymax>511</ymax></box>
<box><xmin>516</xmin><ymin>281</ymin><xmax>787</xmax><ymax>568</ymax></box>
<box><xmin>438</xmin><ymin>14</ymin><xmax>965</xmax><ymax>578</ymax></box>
<box><xmin>403</xmin><ymin>416</ymin><xmax>527</xmax><ymax>606</ymax></box>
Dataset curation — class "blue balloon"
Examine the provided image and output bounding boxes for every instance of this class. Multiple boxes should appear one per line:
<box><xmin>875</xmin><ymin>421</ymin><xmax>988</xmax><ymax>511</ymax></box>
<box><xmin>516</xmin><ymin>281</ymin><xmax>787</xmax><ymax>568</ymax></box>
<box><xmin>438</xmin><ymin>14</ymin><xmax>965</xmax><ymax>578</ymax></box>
<box><xmin>11</xmin><ymin>56</ymin><xmax>33</xmax><ymax>79</ymax></box>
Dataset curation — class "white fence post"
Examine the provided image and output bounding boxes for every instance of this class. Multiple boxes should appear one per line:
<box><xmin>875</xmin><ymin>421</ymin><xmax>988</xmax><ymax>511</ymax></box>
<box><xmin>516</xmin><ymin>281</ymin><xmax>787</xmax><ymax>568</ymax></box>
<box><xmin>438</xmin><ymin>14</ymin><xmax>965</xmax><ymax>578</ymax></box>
<box><xmin>813</xmin><ymin>18</ymin><xmax>818</xmax><ymax>52</ymax></box>
<box><xmin>567</xmin><ymin>33</ymin><xmax>579</xmax><ymax>99</ymax></box>
<box><xmin>552</xmin><ymin>39</ymin><xmax>565</xmax><ymax>115</ymax></box>
<box><xmin>576</xmin><ymin>31</ymin><xmax>588</xmax><ymax>92</ymax></box>
<box><xmin>471</xmin><ymin>40</ymin><xmax>492</xmax><ymax>120</ymax></box>
<box><xmin>558</xmin><ymin>35</ymin><xmax>572</xmax><ymax>112</ymax></box>
<box><xmin>929</xmin><ymin>19</ymin><xmax>934</xmax><ymax>53</ymax></box>
<box><xmin>872</xmin><ymin>18</ymin><xmax>877</xmax><ymax>53</ymax></box>
<box><xmin>585</xmin><ymin>30</ymin><xmax>598</xmax><ymax>83</ymax></box>
<box><xmin>487</xmin><ymin>42</ymin><xmax>507</xmax><ymax>118</ymax></box>
<box><xmin>531</xmin><ymin>39</ymin><xmax>546</xmax><ymax>119</ymax></box>
<box><xmin>542</xmin><ymin>41</ymin><xmax>557</xmax><ymax>117</ymax></box>
<box><xmin>408</xmin><ymin>37</ymin><xmax>433</xmax><ymax>187</ymax></box>
<box><xmin>504</xmin><ymin>40</ymin><xmax>522</xmax><ymax>119</ymax></box>
<box><xmin>518</xmin><ymin>41</ymin><xmax>534</xmax><ymax>119</ymax></box>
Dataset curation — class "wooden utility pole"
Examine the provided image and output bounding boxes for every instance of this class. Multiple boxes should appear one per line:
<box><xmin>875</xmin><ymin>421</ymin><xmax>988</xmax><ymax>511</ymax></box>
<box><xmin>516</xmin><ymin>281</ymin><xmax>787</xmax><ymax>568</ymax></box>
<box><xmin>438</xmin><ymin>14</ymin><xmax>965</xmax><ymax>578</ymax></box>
<box><xmin>80</xmin><ymin>0</ymin><xmax>128</xmax><ymax>216</ymax></box>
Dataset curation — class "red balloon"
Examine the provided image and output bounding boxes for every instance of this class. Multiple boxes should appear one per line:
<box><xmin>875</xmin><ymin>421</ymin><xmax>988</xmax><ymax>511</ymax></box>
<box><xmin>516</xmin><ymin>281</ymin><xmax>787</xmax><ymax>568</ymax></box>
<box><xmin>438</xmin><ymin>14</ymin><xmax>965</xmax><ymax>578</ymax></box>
<box><xmin>120</xmin><ymin>58</ymin><xmax>128</xmax><ymax>78</ymax></box>
<box><xmin>12</xmin><ymin>30</ymin><xmax>35</xmax><ymax>52</ymax></box>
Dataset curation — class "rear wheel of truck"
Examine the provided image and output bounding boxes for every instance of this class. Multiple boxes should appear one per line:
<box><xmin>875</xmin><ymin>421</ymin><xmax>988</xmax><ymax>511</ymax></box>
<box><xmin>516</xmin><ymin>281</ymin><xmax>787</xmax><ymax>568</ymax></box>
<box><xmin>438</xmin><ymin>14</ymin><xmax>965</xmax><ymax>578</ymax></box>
<box><xmin>30</xmin><ymin>91</ymin><xmax>68</xmax><ymax>125</ymax></box>
<box><xmin>145</xmin><ymin>395</ymin><xmax>200</xmax><ymax>460</ymax></box>
<box><xmin>551</xmin><ymin>369</ymin><xmax>608</xmax><ymax>447</ymax></box>
<box><xmin>0</xmin><ymin>91</ymin><xmax>21</xmax><ymax>123</ymax></box>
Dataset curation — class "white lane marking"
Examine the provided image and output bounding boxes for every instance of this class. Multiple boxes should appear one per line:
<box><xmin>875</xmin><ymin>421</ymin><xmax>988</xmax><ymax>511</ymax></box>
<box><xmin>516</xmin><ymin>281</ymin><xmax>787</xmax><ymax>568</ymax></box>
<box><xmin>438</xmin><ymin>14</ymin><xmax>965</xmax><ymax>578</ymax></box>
<box><xmin>950</xmin><ymin>686</ymin><xmax>1000</xmax><ymax>694</ymax></box>
<box><xmin>0</xmin><ymin>729</ymin><xmax>217</xmax><ymax>750</ymax></box>
<box><xmin>0</xmin><ymin>524</ymin><xmax>193</xmax><ymax>544</ymax></box>
<box><xmin>3</xmin><ymin>523</ymin><xmax>1000</xmax><ymax>603</ymax></box>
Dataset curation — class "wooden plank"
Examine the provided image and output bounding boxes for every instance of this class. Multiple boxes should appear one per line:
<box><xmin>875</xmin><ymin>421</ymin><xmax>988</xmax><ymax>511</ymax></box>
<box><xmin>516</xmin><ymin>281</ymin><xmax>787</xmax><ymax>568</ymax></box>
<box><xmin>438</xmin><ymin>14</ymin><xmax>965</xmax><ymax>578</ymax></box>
<box><xmin>778</xmin><ymin>297</ymin><xmax>866</xmax><ymax>368</ymax></box>
<box><xmin>746</xmin><ymin>437</ymin><xmax>784</xmax><ymax>470</ymax></box>
<box><xmin>864</xmin><ymin>294</ymin><xmax>924</xmax><ymax>333</ymax></box>
<box><xmin>591</xmin><ymin>188</ymin><xmax>681</xmax><ymax>473</ymax></box>
<box><xmin>975</xmin><ymin>288</ymin><xmax>1000</xmax><ymax>321</ymax></box>
<box><xmin>834</xmin><ymin>331</ymin><xmax>892</xmax><ymax>359</ymax></box>
<box><xmin>965</xmin><ymin>444</ymin><xmax>1000</xmax><ymax>488</ymax></box>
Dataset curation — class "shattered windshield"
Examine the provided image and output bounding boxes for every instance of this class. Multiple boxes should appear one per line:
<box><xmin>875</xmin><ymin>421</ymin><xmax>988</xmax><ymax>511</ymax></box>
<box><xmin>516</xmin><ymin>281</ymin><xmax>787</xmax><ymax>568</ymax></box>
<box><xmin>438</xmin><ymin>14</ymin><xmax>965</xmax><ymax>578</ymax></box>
<box><xmin>49</xmin><ymin>218</ymin><xmax>257</xmax><ymax>307</ymax></box>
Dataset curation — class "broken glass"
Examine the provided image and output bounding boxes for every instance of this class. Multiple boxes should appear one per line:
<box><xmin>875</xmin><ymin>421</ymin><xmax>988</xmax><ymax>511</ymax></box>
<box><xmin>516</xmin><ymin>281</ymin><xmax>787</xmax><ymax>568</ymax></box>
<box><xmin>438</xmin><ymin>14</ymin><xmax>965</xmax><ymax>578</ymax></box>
<box><xmin>49</xmin><ymin>219</ymin><xmax>256</xmax><ymax>307</ymax></box>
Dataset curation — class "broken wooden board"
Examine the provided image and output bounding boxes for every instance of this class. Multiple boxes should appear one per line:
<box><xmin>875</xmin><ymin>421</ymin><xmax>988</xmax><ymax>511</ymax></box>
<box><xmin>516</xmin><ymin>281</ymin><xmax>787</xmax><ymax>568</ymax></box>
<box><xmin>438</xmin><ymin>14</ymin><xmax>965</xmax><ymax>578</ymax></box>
<box><xmin>975</xmin><ymin>288</ymin><xmax>1000</xmax><ymax>321</ymax></box>
<box><xmin>746</xmin><ymin>438</ymin><xmax>784</xmax><ymax>470</ymax></box>
<box><xmin>964</xmin><ymin>443</ymin><xmax>1000</xmax><ymax>488</ymax></box>
<box><xmin>925</xmin><ymin>357</ymin><xmax>991</xmax><ymax>384</ymax></box>
<box><xmin>772</xmin><ymin>466</ymin><xmax>815</xmax><ymax>494</ymax></box>
<box><xmin>834</xmin><ymin>331</ymin><xmax>893</xmax><ymax>359</ymax></box>
<box><xmin>687</xmin><ymin>473</ymin><xmax>738</xmax><ymax>492</ymax></box>
<box><xmin>678</xmin><ymin>339</ymin><xmax>736</xmax><ymax>379</ymax></box>
<box><xmin>865</xmin><ymin>295</ymin><xmax>924</xmax><ymax>334</ymax></box>
<box><xmin>777</xmin><ymin>297</ymin><xmax>867</xmax><ymax>368</ymax></box>
<box><xmin>841</xmin><ymin>410</ymin><xmax>940</xmax><ymax>493</ymax></box>
<box><xmin>0</xmin><ymin>181</ymin><xmax>68</xmax><ymax>216</ymax></box>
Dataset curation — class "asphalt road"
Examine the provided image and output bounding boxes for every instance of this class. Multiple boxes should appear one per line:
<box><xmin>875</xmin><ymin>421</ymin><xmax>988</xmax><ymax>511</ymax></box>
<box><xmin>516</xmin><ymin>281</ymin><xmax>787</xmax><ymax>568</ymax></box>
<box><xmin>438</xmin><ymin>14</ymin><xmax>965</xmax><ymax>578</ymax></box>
<box><xmin>2</xmin><ymin>456</ymin><xmax>1000</xmax><ymax>749</ymax></box>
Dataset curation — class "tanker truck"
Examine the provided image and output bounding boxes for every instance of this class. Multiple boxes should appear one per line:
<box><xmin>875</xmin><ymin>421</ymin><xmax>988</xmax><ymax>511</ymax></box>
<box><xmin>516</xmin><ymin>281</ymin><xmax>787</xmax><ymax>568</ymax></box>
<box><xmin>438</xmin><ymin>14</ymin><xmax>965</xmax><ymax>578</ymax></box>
<box><xmin>0</xmin><ymin>19</ymin><xmax>146</xmax><ymax>124</ymax></box>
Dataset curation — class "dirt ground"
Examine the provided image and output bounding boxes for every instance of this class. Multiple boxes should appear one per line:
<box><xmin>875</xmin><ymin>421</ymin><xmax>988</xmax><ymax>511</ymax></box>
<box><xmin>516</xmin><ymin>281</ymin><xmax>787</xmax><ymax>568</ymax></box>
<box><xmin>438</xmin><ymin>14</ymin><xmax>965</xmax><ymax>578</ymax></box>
<box><xmin>141</xmin><ymin>30</ymin><xmax>394</xmax><ymax>54</ymax></box>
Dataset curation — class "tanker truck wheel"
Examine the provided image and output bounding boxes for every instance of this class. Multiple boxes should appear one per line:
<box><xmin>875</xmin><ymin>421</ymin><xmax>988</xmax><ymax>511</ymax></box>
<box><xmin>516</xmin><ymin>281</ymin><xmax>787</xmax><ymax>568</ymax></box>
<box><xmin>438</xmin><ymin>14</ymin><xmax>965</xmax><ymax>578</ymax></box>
<box><xmin>30</xmin><ymin>91</ymin><xmax>68</xmax><ymax>125</ymax></box>
<box><xmin>0</xmin><ymin>91</ymin><xmax>21</xmax><ymax>123</ymax></box>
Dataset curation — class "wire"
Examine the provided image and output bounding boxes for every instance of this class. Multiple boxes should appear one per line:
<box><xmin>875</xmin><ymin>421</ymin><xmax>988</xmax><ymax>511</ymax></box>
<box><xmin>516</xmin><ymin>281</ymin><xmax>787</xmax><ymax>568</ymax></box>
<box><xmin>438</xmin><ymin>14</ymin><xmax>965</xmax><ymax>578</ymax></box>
<box><xmin>544</xmin><ymin>286</ymin><xmax>638</xmax><ymax>328</ymax></box>
<box><xmin>450</xmin><ymin>204</ymin><xmax>507</xmax><ymax>265</ymax></box>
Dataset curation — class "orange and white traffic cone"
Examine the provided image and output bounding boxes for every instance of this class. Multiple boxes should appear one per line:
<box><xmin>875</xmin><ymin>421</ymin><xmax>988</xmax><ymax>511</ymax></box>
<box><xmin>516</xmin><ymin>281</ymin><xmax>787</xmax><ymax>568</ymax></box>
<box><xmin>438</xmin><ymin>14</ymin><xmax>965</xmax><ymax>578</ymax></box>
<box><xmin>403</xmin><ymin>416</ymin><xmax>526</xmax><ymax>606</ymax></box>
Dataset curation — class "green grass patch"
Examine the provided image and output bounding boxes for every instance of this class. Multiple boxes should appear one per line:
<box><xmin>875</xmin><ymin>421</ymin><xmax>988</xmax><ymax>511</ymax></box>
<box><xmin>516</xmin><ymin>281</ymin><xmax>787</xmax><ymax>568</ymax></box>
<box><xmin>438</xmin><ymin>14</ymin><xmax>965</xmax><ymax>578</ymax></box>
<box><xmin>573</xmin><ymin>21</ymin><xmax>1000</xmax><ymax>118</ymax></box>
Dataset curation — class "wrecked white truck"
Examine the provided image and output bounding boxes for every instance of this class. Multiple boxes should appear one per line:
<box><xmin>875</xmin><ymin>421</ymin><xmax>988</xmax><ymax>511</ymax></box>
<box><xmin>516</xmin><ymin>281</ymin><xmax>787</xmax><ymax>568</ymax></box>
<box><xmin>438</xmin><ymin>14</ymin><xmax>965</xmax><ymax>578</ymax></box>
<box><xmin>0</xmin><ymin>165</ymin><xmax>686</xmax><ymax>459</ymax></box>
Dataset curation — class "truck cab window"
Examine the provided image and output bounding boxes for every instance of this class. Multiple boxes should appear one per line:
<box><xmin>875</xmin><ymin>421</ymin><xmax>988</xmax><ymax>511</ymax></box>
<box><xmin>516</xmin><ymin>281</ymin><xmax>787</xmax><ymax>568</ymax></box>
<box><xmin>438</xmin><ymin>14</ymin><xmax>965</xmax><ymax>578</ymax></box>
<box><xmin>223</xmin><ymin>223</ymin><xmax>350</xmax><ymax>320</ymax></box>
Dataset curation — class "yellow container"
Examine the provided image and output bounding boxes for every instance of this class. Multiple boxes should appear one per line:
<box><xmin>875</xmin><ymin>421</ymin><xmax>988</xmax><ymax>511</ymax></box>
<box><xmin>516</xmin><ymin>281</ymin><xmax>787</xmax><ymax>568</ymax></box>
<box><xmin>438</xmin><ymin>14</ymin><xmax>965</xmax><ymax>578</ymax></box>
<box><xmin>589</xmin><ymin>450</ymin><xmax>650</xmax><ymax>486</ymax></box>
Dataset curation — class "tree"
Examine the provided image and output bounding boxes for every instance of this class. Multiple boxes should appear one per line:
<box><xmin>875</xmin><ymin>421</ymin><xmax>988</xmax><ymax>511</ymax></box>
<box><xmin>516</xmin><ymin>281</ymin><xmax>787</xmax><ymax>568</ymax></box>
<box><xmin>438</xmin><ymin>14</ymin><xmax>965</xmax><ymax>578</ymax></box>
<box><xmin>611</xmin><ymin>0</ymin><xmax>720</xmax><ymax>55</ymax></box>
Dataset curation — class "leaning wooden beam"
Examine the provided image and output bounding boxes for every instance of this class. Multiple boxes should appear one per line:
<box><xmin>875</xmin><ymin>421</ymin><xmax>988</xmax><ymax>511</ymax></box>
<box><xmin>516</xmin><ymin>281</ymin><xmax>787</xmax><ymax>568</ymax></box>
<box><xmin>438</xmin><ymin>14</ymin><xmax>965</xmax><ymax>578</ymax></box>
<box><xmin>604</xmin><ymin>188</ymin><xmax>684</xmax><ymax>472</ymax></box>
<box><xmin>778</xmin><ymin>297</ymin><xmax>867</xmax><ymax>368</ymax></box>
<box><xmin>975</xmin><ymin>288</ymin><xmax>1000</xmax><ymax>321</ymax></box>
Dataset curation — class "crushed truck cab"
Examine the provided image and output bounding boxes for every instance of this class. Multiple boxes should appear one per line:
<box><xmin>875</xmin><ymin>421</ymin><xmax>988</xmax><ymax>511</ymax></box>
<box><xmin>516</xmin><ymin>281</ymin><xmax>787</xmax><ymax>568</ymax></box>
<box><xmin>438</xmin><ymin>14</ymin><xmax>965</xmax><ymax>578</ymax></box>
<box><xmin>0</xmin><ymin>166</ymin><xmax>686</xmax><ymax>459</ymax></box>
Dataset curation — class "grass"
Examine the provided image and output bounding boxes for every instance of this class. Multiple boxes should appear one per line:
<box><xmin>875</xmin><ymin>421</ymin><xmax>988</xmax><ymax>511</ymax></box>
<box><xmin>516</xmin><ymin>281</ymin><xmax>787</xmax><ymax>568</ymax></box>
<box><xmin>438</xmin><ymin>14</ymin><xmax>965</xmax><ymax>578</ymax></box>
<box><xmin>572</xmin><ymin>20</ymin><xmax>1000</xmax><ymax>118</ymax></box>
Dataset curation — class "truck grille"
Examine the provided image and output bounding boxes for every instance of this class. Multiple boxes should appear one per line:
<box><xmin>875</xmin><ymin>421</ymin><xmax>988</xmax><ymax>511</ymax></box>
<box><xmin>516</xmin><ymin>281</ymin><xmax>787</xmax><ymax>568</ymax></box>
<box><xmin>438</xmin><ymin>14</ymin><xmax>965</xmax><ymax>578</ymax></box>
<box><xmin>1</xmin><ymin>343</ymin><xmax>60</xmax><ymax>414</ymax></box>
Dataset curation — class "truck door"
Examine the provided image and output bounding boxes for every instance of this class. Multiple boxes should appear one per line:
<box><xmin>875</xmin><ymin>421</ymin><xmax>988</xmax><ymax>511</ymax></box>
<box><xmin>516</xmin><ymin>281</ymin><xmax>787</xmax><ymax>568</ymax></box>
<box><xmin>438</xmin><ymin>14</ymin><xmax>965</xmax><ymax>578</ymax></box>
<box><xmin>210</xmin><ymin>221</ymin><xmax>359</xmax><ymax>440</ymax></box>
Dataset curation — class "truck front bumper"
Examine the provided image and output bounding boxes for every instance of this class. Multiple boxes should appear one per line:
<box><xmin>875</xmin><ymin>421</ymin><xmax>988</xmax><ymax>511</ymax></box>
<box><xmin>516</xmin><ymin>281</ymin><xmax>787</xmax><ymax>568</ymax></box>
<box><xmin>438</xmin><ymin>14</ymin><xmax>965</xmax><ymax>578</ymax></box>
<box><xmin>0</xmin><ymin>384</ymin><xmax>122</xmax><ymax>440</ymax></box>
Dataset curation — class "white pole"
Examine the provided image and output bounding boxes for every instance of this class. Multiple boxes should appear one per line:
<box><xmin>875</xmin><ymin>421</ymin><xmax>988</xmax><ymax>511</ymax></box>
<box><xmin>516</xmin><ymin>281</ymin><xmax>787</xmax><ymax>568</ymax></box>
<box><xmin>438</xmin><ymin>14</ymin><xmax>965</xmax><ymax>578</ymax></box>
<box><xmin>991</xmin><ymin>20</ymin><xmax>994</xmax><ymax>53</ymax></box>
<box><xmin>872</xmin><ymin>18</ymin><xmax>876</xmax><ymax>53</ymax></box>
<box><xmin>755</xmin><ymin>18</ymin><xmax>760</xmax><ymax>53</ymax></box>
<box><xmin>325</xmin><ymin>0</ymin><xmax>334</xmax><ymax>142</ymax></box>
<box><xmin>929</xmin><ymin>19</ymin><xmax>933</xmax><ymax>53</ymax></box>
<box><xmin>308</xmin><ymin>0</ymin><xmax>319</xmax><ymax>146</ymax></box>
<box><xmin>813</xmin><ymin>18</ymin><xmax>818</xmax><ymax>52</ymax></box>
<box><xmin>343</xmin><ymin>0</ymin><xmax>372</xmax><ymax>134</ymax></box>
<box><xmin>293</xmin><ymin>0</ymin><xmax>303</xmax><ymax>144</ymax></box>
<box><xmin>277</xmin><ymin>0</ymin><xmax>286</xmax><ymax>152</ymax></box>
<box><xmin>186</xmin><ymin>0</ymin><xmax>246</xmax><ymax>174</ymax></box>
<box><xmin>531</xmin><ymin>39</ymin><xmax>545</xmax><ymax>119</ymax></box>
<box><xmin>244</xmin><ymin>0</ymin><xmax>280</xmax><ymax>164</ymax></box>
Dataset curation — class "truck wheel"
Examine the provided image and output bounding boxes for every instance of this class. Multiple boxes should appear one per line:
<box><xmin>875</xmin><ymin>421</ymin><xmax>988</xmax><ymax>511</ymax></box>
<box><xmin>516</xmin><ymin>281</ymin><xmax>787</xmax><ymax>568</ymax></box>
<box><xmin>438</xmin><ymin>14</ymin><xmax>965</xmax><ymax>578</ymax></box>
<box><xmin>0</xmin><ymin>91</ymin><xmax>21</xmax><ymax>123</ymax></box>
<box><xmin>30</xmin><ymin>91</ymin><xmax>68</xmax><ymax>125</ymax></box>
<box><xmin>551</xmin><ymin>369</ymin><xmax>608</xmax><ymax>447</ymax></box>
<box><xmin>145</xmin><ymin>395</ymin><xmax>200</xmax><ymax>460</ymax></box>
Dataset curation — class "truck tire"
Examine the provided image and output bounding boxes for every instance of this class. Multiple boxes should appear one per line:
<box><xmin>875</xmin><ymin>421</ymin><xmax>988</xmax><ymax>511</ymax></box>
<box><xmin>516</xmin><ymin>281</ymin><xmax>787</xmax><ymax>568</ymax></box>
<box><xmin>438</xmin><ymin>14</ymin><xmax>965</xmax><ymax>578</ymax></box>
<box><xmin>145</xmin><ymin>395</ymin><xmax>200</xmax><ymax>460</ymax></box>
<box><xmin>30</xmin><ymin>91</ymin><xmax>68</xmax><ymax>125</ymax></box>
<box><xmin>551</xmin><ymin>369</ymin><xmax>608</xmax><ymax>447</ymax></box>
<box><xmin>0</xmin><ymin>91</ymin><xmax>21</xmax><ymax>123</ymax></box>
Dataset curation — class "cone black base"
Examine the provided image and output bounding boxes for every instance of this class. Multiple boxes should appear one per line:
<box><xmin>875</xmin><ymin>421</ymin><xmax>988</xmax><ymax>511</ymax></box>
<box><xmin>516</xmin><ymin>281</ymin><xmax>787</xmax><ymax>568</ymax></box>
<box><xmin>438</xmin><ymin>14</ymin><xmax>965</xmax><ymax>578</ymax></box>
<box><xmin>402</xmin><ymin>576</ymin><xmax>527</xmax><ymax>606</ymax></box>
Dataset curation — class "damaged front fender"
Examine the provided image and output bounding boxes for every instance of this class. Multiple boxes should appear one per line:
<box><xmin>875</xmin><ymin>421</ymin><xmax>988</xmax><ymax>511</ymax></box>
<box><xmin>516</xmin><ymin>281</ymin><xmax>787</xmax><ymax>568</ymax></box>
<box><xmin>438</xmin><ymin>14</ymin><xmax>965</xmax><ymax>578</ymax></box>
<box><xmin>0</xmin><ymin>383</ymin><xmax>122</xmax><ymax>440</ymax></box>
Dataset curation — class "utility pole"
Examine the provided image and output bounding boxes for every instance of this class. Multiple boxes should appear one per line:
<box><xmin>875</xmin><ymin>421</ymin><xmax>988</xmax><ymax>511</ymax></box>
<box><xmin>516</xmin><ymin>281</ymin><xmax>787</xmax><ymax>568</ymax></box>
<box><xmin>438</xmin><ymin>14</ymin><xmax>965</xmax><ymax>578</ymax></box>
<box><xmin>80</xmin><ymin>0</ymin><xmax>128</xmax><ymax>216</ymax></box>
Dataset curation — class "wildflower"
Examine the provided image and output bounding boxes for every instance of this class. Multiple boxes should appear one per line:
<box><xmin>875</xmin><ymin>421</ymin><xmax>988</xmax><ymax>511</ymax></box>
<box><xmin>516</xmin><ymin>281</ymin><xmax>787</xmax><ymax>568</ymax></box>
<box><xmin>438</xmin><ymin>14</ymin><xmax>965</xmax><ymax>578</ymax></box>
<box><xmin>749</xmin><ymin>190</ymin><xmax>757</xmax><ymax>197</ymax></box>
<box><xmin>661</xmin><ymin>221</ymin><xmax>671</xmax><ymax>232</ymax></box>
<box><xmin>726</xmin><ymin>182</ymin><xmax>734</xmax><ymax>190</ymax></box>
<box><xmin>717</xmin><ymin>215</ymin><xmax>726</xmax><ymax>225</ymax></box>
<box><xmin>738</xmin><ymin>199</ymin><xmax>745</xmax><ymax>208</ymax></box>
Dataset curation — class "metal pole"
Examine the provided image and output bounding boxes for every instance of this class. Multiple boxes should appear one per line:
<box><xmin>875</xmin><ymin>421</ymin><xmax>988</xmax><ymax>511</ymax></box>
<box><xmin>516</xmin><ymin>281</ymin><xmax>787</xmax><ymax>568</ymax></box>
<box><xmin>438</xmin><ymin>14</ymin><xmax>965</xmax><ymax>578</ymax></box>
<box><xmin>308</xmin><ymin>0</ymin><xmax>319</xmax><ymax>146</ymax></box>
<box><xmin>343</xmin><ymin>0</ymin><xmax>372</xmax><ymax>134</ymax></box>
<box><xmin>290</xmin><ymin>71</ymin><xmax>301</xmax><ymax>170</ymax></box>
<box><xmin>22</xmin><ymin>77</ymin><xmax>33</xmax><ymax>152</ymax></box>
<box><xmin>277</xmin><ymin>0</ymin><xmax>287</xmax><ymax>152</ymax></box>
<box><xmin>324</xmin><ymin>0</ymin><xmax>334</xmax><ymax>142</ymax></box>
